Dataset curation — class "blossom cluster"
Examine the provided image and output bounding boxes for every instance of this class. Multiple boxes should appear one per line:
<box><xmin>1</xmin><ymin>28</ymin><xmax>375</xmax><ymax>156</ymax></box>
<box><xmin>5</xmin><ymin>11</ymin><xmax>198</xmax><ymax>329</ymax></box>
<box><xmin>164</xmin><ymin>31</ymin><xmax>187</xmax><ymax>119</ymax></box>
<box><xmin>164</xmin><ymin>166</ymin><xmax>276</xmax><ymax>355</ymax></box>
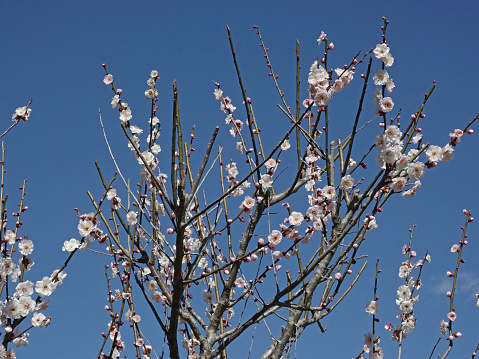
<box><xmin>308</xmin><ymin>59</ymin><xmax>354</xmax><ymax>108</ymax></box>
<box><xmin>386</xmin><ymin>245</ymin><xmax>429</xmax><ymax>342</ymax></box>
<box><xmin>0</xmin><ymin>178</ymin><xmax>65</xmax><ymax>356</ymax></box>
<box><xmin>374</xmin><ymin>122</ymin><xmax>459</xmax><ymax>199</ymax></box>
<box><xmin>11</xmin><ymin>106</ymin><xmax>31</xmax><ymax>122</ymax></box>
<box><xmin>372</xmin><ymin>43</ymin><xmax>395</xmax><ymax>116</ymax></box>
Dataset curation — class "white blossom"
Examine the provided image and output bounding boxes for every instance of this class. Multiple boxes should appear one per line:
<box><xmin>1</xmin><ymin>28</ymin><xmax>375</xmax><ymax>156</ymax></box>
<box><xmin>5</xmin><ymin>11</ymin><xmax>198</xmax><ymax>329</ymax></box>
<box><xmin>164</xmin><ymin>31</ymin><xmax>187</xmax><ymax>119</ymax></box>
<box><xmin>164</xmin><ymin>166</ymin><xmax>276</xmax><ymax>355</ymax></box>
<box><xmin>373</xmin><ymin>69</ymin><xmax>389</xmax><ymax>86</ymax></box>
<box><xmin>373</xmin><ymin>43</ymin><xmax>390</xmax><ymax>59</ymax></box>
<box><xmin>365</xmin><ymin>301</ymin><xmax>379</xmax><ymax>315</ymax></box>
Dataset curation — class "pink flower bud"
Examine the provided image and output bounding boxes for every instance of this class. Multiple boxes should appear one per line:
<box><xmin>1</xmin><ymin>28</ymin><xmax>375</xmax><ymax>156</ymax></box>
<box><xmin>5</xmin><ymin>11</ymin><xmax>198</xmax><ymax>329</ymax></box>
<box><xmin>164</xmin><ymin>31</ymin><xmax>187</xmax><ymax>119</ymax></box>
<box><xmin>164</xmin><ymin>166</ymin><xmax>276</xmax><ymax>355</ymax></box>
<box><xmin>446</xmin><ymin>291</ymin><xmax>452</xmax><ymax>297</ymax></box>
<box><xmin>334</xmin><ymin>272</ymin><xmax>342</xmax><ymax>280</ymax></box>
<box><xmin>446</xmin><ymin>271</ymin><xmax>454</xmax><ymax>277</ymax></box>
<box><xmin>466</xmin><ymin>129</ymin><xmax>474</xmax><ymax>134</ymax></box>
<box><xmin>166</xmin><ymin>228</ymin><xmax>175</xmax><ymax>234</ymax></box>
<box><xmin>454</xmin><ymin>332</ymin><xmax>462</xmax><ymax>338</ymax></box>
<box><xmin>411</xmin><ymin>114</ymin><xmax>417</xmax><ymax>120</ymax></box>
<box><xmin>257</xmin><ymin>238</ymin><xmax>264</xmax><ymax>245</ymax></box>
<box><xmin>353</xmin><ymin>243</ymin><xmax>358</xmax><ymax>249</ymax></box>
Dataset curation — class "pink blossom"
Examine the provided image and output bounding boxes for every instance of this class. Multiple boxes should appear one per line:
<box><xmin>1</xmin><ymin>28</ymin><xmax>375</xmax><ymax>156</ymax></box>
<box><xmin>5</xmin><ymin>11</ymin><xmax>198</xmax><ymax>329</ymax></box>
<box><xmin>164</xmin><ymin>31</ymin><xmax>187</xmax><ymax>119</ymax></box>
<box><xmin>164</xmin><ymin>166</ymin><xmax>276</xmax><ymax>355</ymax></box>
<box><xmin>450</xmin><ymin>244</ymin><xmax>460</xmax><ymax>253</ymax></box>
<box><xmin>103</xmin><ymin>74</ymin><xmax>114</xmax><ymax>85</ymax></box>
<box><xmin>447</xmin><ymin>311</ymin><xmax>457</xmax><ymax>321</ymax></box>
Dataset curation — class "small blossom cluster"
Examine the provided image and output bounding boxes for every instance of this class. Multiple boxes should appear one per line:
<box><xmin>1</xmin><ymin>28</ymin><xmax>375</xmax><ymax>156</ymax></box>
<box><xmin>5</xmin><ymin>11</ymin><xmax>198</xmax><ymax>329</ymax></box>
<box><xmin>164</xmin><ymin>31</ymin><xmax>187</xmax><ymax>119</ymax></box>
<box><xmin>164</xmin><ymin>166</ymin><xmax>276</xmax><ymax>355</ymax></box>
<box><xmin>266</xmin><ymin>179</ymin><xmax>339</xmax><ymax>248</ymax></box>
<box><xmin>307</xmin><ymin>59</ymin><xmax>354</xmax><ymax>108</ymax></box>
<box><xmin>384</xmin><ymin>243</ymin><xmax>430</xmax><ymax>342</ymax></box>
<box><xmin>259</xmin><ymin>158</ymin><xmax>278</xmax><ymax>192</ymax></box>
<box><xmin>11</xmin><ymin>106</ymin><xmax>32</xmax><ymax>122</ymax></box>
<box><xmin>362</xmin><ymin>332</ymin><xmax>384</xmax><ymax>359</ymax></box>
<box><xmin>374</xmin><ymin>124</ymin><xmax>456</xmax><ymax>198</ymax></box>
<box><xmin>76</xmin><ymin>212</ymin><xmax>105</xmax><ymax>249</ymax></box>
<box><xmin>305</xmin><ymin>183</ymin><xmax>336</xmax><ymax>230</ymax></box>
<box><xmin>223</xmin><ymin>161</ymin><xmax>250</xmax><ymax>197</ymax></box>
<box><xmin>0</xmin><ymin>186</ymin><xmax>64</xmax><ymax>355</ymax></box>
<box><xmin>144</xmin><ymin>70</ymin><xmax>160</xmax><ymax>99</ymax></box>
<box><xmin>372</xmin><ymin>42</ymin><xmax>395</xmax><ymax>116</ymax></box>
<box><xmin>107</xmin><ymin>70</ymin><xmax>163</xmax><ymax>189</ymax></box>
<box><xmin>213</xmin><ymin>84</ymin><xmax>243</xmax><ymax>138</ymax></box>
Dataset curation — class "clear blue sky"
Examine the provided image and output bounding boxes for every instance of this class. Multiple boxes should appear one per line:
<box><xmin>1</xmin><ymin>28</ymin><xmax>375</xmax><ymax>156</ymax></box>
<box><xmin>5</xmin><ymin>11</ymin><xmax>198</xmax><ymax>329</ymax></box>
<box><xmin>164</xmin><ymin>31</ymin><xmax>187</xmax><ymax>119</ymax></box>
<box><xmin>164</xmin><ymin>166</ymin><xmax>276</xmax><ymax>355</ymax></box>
<box><xmin>0</xmin><ymin>1</ymin><xmax>478</xmax><ymax>358</ymax></box>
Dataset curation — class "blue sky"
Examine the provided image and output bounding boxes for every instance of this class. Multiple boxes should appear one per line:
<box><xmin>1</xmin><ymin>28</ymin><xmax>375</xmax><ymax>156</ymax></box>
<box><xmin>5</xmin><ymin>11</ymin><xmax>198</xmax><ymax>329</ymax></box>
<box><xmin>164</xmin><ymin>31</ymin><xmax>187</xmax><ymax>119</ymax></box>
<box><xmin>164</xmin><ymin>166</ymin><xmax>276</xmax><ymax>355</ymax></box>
<box><xmin>0</xmin><ymin>1</ymin><xmax>478</xmax><ymax>358</ymax></box>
